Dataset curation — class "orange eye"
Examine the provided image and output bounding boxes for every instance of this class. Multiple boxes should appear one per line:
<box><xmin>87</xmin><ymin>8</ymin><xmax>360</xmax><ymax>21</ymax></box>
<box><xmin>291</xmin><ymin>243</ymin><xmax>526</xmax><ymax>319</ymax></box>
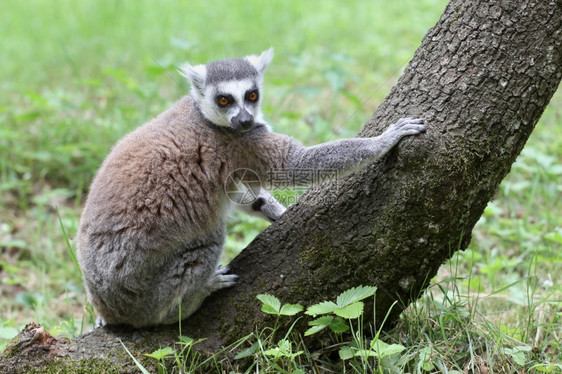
<box><xmin>217</xmin><ymin>96</ymin><xmax>230</xmax><ymax>107</ymax></box>
<box><xmin>246</xmin><ymin>90</ymin><xmax>259</xmax><ymax>102</ymax></box>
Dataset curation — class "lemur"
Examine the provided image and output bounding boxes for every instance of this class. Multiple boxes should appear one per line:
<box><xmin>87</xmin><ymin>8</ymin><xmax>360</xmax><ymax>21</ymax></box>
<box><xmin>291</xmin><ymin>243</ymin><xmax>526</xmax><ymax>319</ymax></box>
<box><xmin>77</xmin><ymin>48</ymin><xmax>426</xmax><ymax>327</ymax></box>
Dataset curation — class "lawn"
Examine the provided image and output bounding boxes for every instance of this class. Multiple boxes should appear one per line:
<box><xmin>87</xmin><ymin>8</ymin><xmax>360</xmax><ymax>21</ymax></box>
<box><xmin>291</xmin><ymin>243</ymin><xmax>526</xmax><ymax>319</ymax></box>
<box><xmin>1</xmin><ymin>0</ymin><xmax>560</xmax><ymax>372</ymax></box>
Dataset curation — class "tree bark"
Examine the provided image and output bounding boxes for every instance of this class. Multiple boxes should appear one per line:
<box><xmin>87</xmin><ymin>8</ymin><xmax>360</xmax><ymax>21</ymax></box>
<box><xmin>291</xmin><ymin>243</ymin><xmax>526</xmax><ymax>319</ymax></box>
<box><xmin>2</xmin><ymin>0</ymin><xmax>561</xmax><ymax>372</ymax></box>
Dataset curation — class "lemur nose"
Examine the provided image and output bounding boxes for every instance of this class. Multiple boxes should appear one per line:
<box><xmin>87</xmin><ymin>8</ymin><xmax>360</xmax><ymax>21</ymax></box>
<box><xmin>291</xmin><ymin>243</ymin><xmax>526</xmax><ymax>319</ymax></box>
<box><xmin>240</xmin><ymin>119</ymin><xmax>253</xmax><ymax>129</ymax></box>
<box><xmin>232</xmin><ymin>109</ymin><xmax>254</xmax><ymax>131</ymax></box>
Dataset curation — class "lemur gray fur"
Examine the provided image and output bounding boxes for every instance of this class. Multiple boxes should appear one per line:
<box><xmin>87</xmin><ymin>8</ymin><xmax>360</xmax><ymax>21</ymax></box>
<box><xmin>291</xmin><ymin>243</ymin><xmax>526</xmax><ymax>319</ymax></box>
<box><xmin>77</xmin><ymin>48</ymin><xmax>426</xmax><ymax>327</ymax></box>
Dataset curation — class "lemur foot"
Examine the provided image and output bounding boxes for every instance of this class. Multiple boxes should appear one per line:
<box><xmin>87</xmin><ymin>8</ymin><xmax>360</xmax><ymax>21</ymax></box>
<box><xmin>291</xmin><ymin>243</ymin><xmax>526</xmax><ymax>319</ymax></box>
<box><xmin>208</xmin><ymin>265</ymin><xmax>238</xmax><ymax>292</ymax></box>
<box><xmin>95</xmin><ymin>316</ymin><xmax>106</xmax><ymax>328</ymax></box>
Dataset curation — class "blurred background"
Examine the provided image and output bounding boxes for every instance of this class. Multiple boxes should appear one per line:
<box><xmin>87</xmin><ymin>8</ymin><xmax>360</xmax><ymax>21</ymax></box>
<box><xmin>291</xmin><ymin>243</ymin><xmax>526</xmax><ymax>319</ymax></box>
<box><xmin>1</xmin><ymin>0</ymin><xmax>560</xmax><ymax>367</ymax></box>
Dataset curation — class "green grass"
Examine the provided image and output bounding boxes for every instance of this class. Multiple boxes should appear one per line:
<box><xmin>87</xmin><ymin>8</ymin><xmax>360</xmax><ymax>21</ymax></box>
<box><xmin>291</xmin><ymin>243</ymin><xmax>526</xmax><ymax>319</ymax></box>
<box><xmin>1</xmin><ymin>0</ymin><xmax>561</xmax><ymax>372</ymax></box>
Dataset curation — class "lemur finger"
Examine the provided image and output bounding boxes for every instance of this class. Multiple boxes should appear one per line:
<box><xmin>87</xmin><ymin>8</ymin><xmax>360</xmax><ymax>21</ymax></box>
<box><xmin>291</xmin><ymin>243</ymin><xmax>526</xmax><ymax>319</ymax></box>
<box><xmin>208</xmin><ymin>270</ymin><xmax>238</xmax><ymax>291</ymax></box>
<box><xmin>401</xmin><ymin>128</ymin><xmax>427</xmax><ymax>136</ymax></box>
<box><xmin>389</xmin><ymin>118</ymin><xmax>424</xmax><ymax>133</ymax></box>
<box><xmin>216</xmin><ymin>265</ymin><xmax>231</xmax><ymax>275</ymax></box>
<box><xmin>401</xmin><ymin>124</ymin><xmax>427</xmax><ymax>133</ymax></box>
<box><xmin>396</xmin><ymin>118</ymin><xmax>424</xmax><ymax>126</ymax></box>
<box><xmin>212</xmin><ymin>273</ymin><xmax>239</xmax><ymax>290</ymax></box>
<box><xmin>219</xmin><ymin>273</ymin><xmax>239</xmax><ymax>286</ymax></box>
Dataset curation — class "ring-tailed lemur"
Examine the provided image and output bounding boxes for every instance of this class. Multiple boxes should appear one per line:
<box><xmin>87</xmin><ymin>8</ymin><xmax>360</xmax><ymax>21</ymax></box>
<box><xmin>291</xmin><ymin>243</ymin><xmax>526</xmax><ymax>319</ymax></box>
<box><xmin>77</xmin><ymin>48</ymin><xmax>426</xmax><ymax>327</ymax></box>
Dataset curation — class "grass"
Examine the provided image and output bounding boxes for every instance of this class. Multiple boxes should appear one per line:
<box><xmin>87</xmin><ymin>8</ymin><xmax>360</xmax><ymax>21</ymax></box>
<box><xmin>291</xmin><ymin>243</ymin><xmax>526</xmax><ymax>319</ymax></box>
<box><xmin>1</xmin><ymin>0</ymin><xmax>561</xmax><ymax>372</ymax></box>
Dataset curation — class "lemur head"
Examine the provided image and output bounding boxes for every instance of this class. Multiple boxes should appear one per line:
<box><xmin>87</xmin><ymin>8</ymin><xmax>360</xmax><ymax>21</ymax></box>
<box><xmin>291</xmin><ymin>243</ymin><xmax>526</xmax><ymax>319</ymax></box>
<box><xmin>179</xmin><ymin>48</ymin><xmax>274</xmax><ymax>131</ymax></box>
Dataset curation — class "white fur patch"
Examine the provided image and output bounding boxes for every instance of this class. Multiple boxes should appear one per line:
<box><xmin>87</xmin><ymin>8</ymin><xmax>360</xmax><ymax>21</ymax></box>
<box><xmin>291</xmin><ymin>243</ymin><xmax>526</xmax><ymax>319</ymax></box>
<box><xmin>178</xmin><ymin>63</ymin><xmax>207</xmax><ymax>96</ymax></box>
<box><xmin>246</xmin><ymin>48</ymin><xmax>274</xmax><ymax>73</ymax></box>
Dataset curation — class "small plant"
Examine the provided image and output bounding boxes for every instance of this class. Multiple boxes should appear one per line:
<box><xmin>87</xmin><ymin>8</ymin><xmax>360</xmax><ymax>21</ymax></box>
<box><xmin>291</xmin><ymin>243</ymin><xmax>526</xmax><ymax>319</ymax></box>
<box><xmin>254</xmin><ymin>286</ymin><xmax>410</xmax><ymax>373</ymax></box>
<box><xmin>304</xmin><ymin>286</ymin><xmax>411</xmax><ymax>372</ymax></box>
<box><xmin>263</xmin><ymin>338</ymin><xmax>304</xmax><ymax>362</ymax></box>
<box><xmin>338</xmin><ymin>338</ymin><xmax>406</xmax><ymax>371</ymax></box>
<box><xmin>239</xmin><ymin>294</ymin><xmax>306</xmax><ymax>372</ymax></box>
<box><xmin>143</xmin><ymin>336</ymin><xmax>207</xmax><ymax>373</ymax></box>
<box><xmin>257</xmin><ymin>293</ymin><xmax>304</xmax><ymax>318</ymax></box>
<box><xmin>304</xmin><ymin>285</ymin><xmax>376</xmax><ymax>336</ymax></box>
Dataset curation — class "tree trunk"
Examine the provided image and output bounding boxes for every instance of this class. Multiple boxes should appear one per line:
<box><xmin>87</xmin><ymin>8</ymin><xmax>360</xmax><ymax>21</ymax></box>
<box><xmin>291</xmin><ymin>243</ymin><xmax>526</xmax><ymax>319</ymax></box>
<box><xmin>2</xmin><ymin>0</ymin><xmax>561</xmax><ymax>372</ymax></box>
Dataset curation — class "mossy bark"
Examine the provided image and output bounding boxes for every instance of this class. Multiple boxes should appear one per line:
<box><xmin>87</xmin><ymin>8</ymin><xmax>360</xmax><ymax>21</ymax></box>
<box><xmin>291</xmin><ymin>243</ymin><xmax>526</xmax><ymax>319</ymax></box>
<box><xmin>2</xmin><ymin>0</ymin><xmax>561</xmax><ymax>372</ymax></box>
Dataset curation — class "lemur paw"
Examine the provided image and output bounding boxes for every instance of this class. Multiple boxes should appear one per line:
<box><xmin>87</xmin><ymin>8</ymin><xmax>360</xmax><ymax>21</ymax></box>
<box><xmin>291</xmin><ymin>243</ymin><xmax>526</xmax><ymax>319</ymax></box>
<box><xmin>95</xmin><ymin>316</ymin><xmax>107</xmax><ymax>328</ymax></box>
<box><xmin>251</xmin><ymin>196</ymin><xmax>286</xmax><ymax>222</ymax></box>
<box><xmin>389</xmin><ymin>117</ymin><xmax>426</xmax><ymax>136</ymax></box>
<box><xmin>208</xmin><ymin>265</ymin><xmax>238</xmax><ymax>292</ymax></box>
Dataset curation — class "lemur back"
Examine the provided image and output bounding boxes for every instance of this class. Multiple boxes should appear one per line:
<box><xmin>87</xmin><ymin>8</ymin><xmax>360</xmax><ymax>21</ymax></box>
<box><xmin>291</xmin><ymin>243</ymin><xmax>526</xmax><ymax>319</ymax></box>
<box><xmin>78</xmin><ymin>49</ymin><xmax>426</xmax><ymax>327</ymax></box>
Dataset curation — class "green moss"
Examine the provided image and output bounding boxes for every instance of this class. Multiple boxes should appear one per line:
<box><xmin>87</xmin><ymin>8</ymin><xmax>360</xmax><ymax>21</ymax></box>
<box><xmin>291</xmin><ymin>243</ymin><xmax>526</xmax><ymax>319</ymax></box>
<box><xmin>23</xmin><ymin>357</ymin><xmax>124</xmax><ymax>374</ymax></box>
<box><xmin>0</xmin><ymin>336</ymin><xmax>21</xmax><ymax>359</ymax></box>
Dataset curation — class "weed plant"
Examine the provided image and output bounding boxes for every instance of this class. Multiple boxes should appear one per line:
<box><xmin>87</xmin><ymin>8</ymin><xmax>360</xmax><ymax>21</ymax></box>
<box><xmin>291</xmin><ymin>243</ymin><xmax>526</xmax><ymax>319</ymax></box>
<box><xmin>1</xmin><ymin>0</ymin><xmax>560</xmax><ymax>372</ymax></box>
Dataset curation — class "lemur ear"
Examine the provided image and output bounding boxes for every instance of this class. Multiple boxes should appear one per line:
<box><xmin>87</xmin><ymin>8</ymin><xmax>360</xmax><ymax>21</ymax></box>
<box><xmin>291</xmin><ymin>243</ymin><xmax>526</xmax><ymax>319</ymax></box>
<box><xmin>178</xmin><ymin>63</ymin><xmax>207</xmax><ymax>93</ymax></box>
<box><xmin>246</xmin><ymin>48</ymin><xmax>274</xmax><ymax>74</ymax></box>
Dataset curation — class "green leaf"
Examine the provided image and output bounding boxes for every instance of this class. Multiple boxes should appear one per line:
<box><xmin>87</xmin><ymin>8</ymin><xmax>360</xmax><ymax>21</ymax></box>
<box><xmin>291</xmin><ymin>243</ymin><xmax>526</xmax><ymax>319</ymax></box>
<box><xmin>291</xmin><ymin>370</ymin><xmax>306</xmax><ymax>374</ymax></box>
<box><xmin>0</xmin><ymin>326</ymin><xmax>18</xmax><ymax>340</ymax></box>
<box><xmin>509</xmin><ymin>351</ymin><xmax>526</xmax><ymax>366</ymax></box>
<box><xmin>531</xmin><ymin>363</ymin><xmax>562</xmax><ymax>372</ymax></box>
<box><xmin>329</xmin><ymin>317</ymin><xmax>350</xmax><ymax>333</ymax></box>
<box><xmin>304</xmin><ymin>325</ymin><xmax>328</xmax><ymax>336</ymax></box>
<box><xmin>417</xmin><ymin>347</ymin><xmax>434</xmax><ymax>372</ymax></box>
<box><xmin>339</xmin><ymin>346</ymin><xmax>354</xmax><ymax>360</ymax></box>
<box><xmin>305</xmin><ymin>316</ymin><xmax>333</xmax><ymax>336</ymax></box>
<box><xmin>336</xmin><ymin>285</ymin><xmax>377</xmax><ymax>308</ymax></box>
<box><xmin>308</xmin><ymin>315</ymin><xmax>334</xmax><ymax>326</ymax></box>
<box><xmin>178</xmin><ymin>336</ymin><xmax>194</xmax><ymax>345</ymax></box>
<box><xmin>269</xmin><ymin>339</ymin><xmax>291</xmax><ymax>357</ymax></box>
<box><xmin>260</xmin><ymin>304</ymin><xmax>279</xmax><ymax>315</ymax></box>
<box><xmin>371</xmin><ymin>340</ymin><xmax>405</xmax><ymax>356</ymax></box>
<box><xmin>234</xmin><ymin>342</ymin><xmax>259</xmax><ymax>360</ymax></box>
<box><xmin>263</xmin><ymin>339</ymin><xmax>302</xmax><ymax>359</ymax></box>
<box><xmin>305</xmin><ymin>301</ymin><xmax>338</xmax><ymax>316</ymax></box>
<box><xmin>273</xmin><ymin>338</ymin><xmax>289</xmax><ymax>354</ymax></box>
<box><xmin>355</xmin><ymin>349</ymin><xmax>377</xmax><ymax>359</ymax></box>
<box><xmin>144</xmin><ymin>347</ymin><xmax>174</xmax><ymax>360</ymax></box>
<box><xmin>263</xmin><ymin>348</ymin><xmax>283</xmax><ymax>359</ymax></box>
<box><xmin>257</xmin><ymin>294</ymin><xmax>281</xmax><ymax>314</ymax></box>
<box><xmin>279</xmin><ymin>303</ymin><xmax>304</xmax><ymax>316</ymax></box>
<box><xmin>290</xmin><ymin>351</ymin><xmax>304</xmax><ymax>359</ymax></box>
<box><xmin>334</xmin><ymin>302</ymin><xmax>364</xmax><ymax>319</ymax></box>
<box><xmin>504</xmin><ymin>346</ymin><xmax>531</xmax><ymax>366</ymax></box>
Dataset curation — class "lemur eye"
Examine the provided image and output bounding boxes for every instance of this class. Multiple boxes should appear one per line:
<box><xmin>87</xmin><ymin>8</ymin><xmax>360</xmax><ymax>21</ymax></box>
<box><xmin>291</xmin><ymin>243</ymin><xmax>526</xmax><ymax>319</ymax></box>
<box><xmin>217</xmin><ymin>95</ymin><xmax>231</xmax><ymax>107</ymax></box>
<box><xmin>245</xmin><ymin>90</ymin><xmax>259</xmax><ymax>102</ymax></box>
